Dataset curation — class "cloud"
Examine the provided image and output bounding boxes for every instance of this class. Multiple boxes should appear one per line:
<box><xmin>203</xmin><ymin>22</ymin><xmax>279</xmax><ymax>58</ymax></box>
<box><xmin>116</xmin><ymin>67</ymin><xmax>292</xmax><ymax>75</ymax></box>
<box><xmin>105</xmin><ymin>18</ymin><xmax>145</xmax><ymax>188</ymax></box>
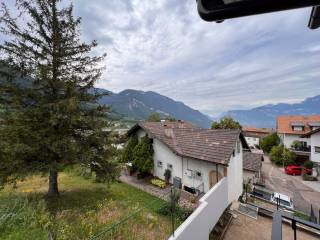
<box><xmin>3</xmin><ymin>1</ymin><xmax>320</xmax><ymax>117</ymax></box>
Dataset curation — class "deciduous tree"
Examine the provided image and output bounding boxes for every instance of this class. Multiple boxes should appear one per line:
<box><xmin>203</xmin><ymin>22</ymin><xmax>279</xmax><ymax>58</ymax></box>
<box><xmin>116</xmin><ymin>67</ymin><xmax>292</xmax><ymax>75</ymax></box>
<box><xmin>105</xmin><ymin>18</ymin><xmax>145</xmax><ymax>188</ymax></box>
<box><xmin>260</xmin><ymin>133</ymin><xmax>280</xmax><ymax>153</ymax></box>
<box><xmin>211</xmin><ymin>116</ymin><xmax>242</xmax><ymax>130</ymax></box>
<box><xmin>146</xmin><ymin>112</ymin><xmax>161</xmax><ymax>122</ymax></box>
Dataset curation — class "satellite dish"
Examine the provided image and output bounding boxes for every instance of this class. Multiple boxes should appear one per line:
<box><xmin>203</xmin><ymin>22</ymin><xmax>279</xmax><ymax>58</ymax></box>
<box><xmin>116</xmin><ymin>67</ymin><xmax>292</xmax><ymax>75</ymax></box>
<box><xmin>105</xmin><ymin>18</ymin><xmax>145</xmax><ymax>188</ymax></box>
<box><xmin>197</xmin><ymin>0</ymin><xmax>320</xmax><ymax>29</ymax></box>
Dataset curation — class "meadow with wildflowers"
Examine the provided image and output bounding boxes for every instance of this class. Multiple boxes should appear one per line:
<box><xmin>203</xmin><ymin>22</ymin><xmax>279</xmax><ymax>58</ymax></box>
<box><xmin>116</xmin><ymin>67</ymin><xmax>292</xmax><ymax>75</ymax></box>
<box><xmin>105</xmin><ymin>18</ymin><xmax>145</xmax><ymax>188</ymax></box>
<box><xmin>0</xmin><ymin>168</ymin><xmax>173</xmax><ymax>240</ymax></box>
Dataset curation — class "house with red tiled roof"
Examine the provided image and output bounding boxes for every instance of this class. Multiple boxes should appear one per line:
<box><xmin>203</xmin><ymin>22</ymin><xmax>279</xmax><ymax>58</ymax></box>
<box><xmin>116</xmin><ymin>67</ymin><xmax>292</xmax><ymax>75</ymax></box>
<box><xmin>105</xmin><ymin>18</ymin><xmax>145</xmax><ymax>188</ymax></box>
<box><xmin>277</xmin><ymin>115</ymin><xmax>320</xmax><ymax>161</ymax></box>
<box><xmin>128</xmin><ymin>120</ymin><xmax>249</xmax><ymax>203</ymax></box>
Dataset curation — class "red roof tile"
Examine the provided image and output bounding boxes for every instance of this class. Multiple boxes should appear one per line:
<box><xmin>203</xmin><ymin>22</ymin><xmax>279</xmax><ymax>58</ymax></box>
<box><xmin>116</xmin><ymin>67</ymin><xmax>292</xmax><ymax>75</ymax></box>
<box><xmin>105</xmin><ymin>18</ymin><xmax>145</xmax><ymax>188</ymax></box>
<box><xmin>277</xmin><ymin>115</ymin><xmax>320</xmax><ymax>135</ymax></box>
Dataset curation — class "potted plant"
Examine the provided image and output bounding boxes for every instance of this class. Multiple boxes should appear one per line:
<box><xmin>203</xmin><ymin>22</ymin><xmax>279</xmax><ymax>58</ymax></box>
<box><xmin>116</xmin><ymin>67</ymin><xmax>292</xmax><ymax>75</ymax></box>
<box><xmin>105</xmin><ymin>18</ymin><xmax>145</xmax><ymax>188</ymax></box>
<box><xmin>164</xmin><ymin>169</ymin><xmax>172</xmax><ymax>183</ymax></box>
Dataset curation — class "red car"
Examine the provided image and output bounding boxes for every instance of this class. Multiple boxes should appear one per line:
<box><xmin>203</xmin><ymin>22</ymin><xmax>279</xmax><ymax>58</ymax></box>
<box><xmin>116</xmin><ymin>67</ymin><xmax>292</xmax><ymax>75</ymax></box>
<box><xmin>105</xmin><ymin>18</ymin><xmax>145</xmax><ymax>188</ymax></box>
<box><xmin>285</xmin><ymin>166</ymin><xmax>312</xmax><ymax>175</ymax></box>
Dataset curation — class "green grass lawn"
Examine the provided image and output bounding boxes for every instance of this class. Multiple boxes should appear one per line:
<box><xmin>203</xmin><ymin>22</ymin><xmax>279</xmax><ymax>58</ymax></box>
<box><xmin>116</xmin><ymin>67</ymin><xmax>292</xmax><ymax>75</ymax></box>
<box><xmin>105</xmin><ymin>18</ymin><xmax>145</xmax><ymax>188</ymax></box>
<box><xmin>0</xmin><ymin>170</ymin><xmax>173</xmax><ymax>240</ymax></box>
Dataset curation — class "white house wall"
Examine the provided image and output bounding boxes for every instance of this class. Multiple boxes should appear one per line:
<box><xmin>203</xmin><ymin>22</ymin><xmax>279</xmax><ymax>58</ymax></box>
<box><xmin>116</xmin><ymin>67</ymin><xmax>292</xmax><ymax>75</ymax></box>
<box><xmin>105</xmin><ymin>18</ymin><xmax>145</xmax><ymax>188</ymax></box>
<box><xmin>279</xmin><ymin>133</ymin><xmax>311</xmax><ymax>148</ymax></box>
<box><xmin>227</xmin><ymin>140</ymin><xmax>243</xmax><ymax>203</ymax></box>
<box><xmin>310</xmin><ymin>132</ymin><xmax>320</xmax><ymax>164</ymax></box>
<box><xmin>168</xmin><ymin>178</ymin><xmax>228</xmax><ymax>240</ymax></box>
<box><xmin>182</xmin><ymin>157</ymin><xmax>224</xmax><ymax>193</ymax></box>
<box><xmin>245</xmin><ymin>136</ymin><xmax>259</xmax><ymax>148</ymax></box>
<box><xmin>153</xmin><ymin>138</ymin><xmax>183</xmax><ymax>183</ymax></box>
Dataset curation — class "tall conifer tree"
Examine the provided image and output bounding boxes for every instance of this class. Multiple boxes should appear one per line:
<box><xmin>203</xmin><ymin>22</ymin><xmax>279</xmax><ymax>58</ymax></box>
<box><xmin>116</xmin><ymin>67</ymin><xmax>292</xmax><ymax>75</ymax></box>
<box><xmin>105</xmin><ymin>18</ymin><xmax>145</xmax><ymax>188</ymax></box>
<box><xmin>0</xmin><ymin>0</ymin><xmax>118</xmax><ymax>196</ymax></box>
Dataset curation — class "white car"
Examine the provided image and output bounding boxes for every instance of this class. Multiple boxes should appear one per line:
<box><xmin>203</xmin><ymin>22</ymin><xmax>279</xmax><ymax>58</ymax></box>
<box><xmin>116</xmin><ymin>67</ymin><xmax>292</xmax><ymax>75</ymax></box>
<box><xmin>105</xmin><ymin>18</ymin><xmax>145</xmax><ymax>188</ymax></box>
<box><xmin>271</xmin><ymin>192</ymin><xmax>294</xmax><ymax>210</ymax></box>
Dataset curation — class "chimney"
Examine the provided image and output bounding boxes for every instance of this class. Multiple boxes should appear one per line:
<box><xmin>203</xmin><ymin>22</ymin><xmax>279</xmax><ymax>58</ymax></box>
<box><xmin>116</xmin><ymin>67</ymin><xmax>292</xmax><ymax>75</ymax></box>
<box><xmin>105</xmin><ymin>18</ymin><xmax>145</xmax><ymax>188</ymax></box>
<box><xmin>164</xmin><ymin>128</ymin><xmax>174</xmax><ymax>138</ymax></box>
<box><xmin>177</xmin><ymin>120</ymin><xmax>185</xmax><ymax>128</ymax></box>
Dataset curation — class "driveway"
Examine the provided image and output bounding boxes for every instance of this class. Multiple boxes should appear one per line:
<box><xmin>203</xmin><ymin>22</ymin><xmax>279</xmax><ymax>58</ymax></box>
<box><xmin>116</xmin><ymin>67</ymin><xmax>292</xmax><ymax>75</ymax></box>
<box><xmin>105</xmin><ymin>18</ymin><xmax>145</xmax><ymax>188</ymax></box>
<box><xmin>261</xmin><ymin>155</ymin><xmax>320</xmax><ymax>219</ymax></box>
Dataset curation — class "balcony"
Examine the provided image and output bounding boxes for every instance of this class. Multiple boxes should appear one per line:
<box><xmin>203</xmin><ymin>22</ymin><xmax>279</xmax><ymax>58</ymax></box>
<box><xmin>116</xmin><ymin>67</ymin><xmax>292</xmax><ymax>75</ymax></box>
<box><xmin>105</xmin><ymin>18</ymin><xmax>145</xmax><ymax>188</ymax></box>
<box><xmin>272</xmin><ymin>211</ymin><xmax>320</xmax><ymax>240</ymax></box>
<box><xmin>290</xmin><ymin>141</ymin><xmax>311</xmax><ymax>157</ymax></box>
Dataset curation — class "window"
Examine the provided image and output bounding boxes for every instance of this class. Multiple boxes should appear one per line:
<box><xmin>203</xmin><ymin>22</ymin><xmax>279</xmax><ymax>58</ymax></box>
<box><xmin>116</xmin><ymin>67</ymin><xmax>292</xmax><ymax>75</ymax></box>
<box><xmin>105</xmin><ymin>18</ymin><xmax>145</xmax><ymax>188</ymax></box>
<box><xmin>167</xmin><ymin>163</ymin><xmax>173</xmax><ymax>170</ymax></box>
<box><xmin>315</xmin><ymin>146</ymin><xmax>320</xmax><ymax>153</ymax></box>
<box><xmin>292</xmin><ymin>126</ymin><xmax>303</xmax><ymax>131</ymax></box>
<box><xmin>157</xmin><ymin>161</ymin><xmax>163</xmax><ymax>168</ymax></box>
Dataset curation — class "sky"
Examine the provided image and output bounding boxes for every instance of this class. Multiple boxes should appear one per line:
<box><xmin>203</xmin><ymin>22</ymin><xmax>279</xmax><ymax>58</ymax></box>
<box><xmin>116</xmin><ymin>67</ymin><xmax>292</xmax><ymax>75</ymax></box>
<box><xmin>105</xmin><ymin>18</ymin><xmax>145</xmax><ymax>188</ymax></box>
<box><xmin>2</xmin><ymin>1</ymin><xmax>320</xmax><ymax>117</ymax></box>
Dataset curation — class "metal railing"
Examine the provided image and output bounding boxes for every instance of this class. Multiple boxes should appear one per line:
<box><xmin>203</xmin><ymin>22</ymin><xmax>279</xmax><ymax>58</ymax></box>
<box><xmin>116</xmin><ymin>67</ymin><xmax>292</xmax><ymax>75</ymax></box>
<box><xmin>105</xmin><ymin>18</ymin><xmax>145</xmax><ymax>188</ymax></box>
<box><xmin>272</xmin><ymin>211</ymin><xmax>320</xmax><ymax>240</ymax></box>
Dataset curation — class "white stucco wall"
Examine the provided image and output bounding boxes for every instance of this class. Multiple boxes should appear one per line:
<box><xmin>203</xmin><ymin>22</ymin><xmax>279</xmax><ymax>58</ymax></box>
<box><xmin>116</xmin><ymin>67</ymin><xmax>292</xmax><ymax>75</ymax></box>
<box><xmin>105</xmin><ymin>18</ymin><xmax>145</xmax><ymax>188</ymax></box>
<box><xmin>227</xmin><ymin>140</ymin><xmax>243</xmax><ymax>203</ymax></box>
<box><xmin>243</xmin><ymin>170</ymin><xmax>255</xmax><ymax>182</ymax></box>
<box><xmin>310</xmin><ymin>132</ymin><xmax>320</xmax><ymax>163</ymax></box>
<box><xmin>279</xmin><ymin>133</ymin><xmax>310</xmax><ymax>148</ymax></box>
<box><xmin>245</xmin><ymin>136</ymin><xmax>259</xmax><ymax>148</ymax></box>
<box><xmin>153</xmin><ymin>139</ymin><xmax>183</xmax><ymax>183</ymax></box>
<box><xmin>168</xmin><ymin>178</ymin><xmax>229</xmax><ymax>240</ymax></box>
<box><xmin>181</xmin><ymin>157</ymin><xmax>224</xmax><ymax>193</ymax></box>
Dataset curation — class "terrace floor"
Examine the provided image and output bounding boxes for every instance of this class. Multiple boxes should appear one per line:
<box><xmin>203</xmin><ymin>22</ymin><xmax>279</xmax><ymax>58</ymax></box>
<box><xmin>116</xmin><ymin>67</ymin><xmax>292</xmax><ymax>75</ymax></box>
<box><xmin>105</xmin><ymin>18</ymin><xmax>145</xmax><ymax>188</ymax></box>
<box><xmin>224</xmin><ymin>212</ymin><xmax>319</xmax><ymax>240</ymax></box>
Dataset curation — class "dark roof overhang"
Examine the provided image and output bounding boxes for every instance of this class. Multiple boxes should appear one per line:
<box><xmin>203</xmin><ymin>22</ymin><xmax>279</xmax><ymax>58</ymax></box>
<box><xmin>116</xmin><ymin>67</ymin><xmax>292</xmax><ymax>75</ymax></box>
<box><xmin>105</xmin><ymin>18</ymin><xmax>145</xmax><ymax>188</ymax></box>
<box><xmin>197</xmin><ymin>0</ymin><xmax>320</xmax><ymax>29</ymax></box>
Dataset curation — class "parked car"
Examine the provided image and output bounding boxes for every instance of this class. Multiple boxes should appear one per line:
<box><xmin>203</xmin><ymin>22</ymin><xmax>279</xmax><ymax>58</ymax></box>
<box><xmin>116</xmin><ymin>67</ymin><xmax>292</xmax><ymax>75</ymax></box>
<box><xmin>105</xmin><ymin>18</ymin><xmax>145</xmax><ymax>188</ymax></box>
<box><xmin>251</xmin><ymin>185</ymin><xmax>273</xmax><ymax>201</ymax></box>
<box><xmin>285</xmin><ymin>165</ymin><xmax>312</xmax><ymax>176</ymax></box>
<box><xmin>271</xmin><ymin>192</ymin><xmax>294</xmax><ymax>210</ymax></box>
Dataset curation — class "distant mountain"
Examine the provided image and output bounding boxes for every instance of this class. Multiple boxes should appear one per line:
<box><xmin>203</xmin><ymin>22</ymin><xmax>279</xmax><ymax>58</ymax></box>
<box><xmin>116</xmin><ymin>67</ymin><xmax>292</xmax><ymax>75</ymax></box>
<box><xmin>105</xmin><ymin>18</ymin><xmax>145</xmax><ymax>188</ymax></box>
<box><xmin>98</xmin><ymin>89</ymin><xmax>212</xmax><ymax>128</ymax></box>
<box><xmin>224</xmin><ymin>95</ymin><xmax>320</xmax><ymax>128</ymax></box>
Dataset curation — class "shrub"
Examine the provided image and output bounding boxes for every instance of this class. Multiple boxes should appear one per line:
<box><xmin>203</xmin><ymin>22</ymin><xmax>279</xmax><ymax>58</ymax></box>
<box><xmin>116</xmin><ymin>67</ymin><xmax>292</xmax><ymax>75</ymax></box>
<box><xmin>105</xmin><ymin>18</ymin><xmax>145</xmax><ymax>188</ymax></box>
<box><xmin>302</xmin><ymin>173</ymin><xmax>317</xmax><ymax>181</ymax></box>
<box><xmin>132</xmin><ymin>136</ymin><xmax>154</xmax><ymax>175</ymax></box>
<box><xmin>121</xmin><ymin>136</ymin><xmax>138</xmax><ymax>163</ymax></box>
<box><xmin>291</xmin><ymin>140</ymin><xmax>303</xmax><ymax>150</ymax></box>
<box><xmin>151</xmin><ymin>178</ymin><xmax>166</xmax><ymax>188</ymax></box>
<box><xmin>304</xmin><ymin>161</ymin><xmax>314</xmax><ymax>169</ymax></box>
<box><xmin>156</xmin><ymin>203</ymin><xmax>193</xmax><ymax>222</ymax></box>
<box><xmin>282</xmin><ymin>148</ymin><xmax>296</xmax><ymax>166</ymax></box>
<box><xmin>260</xmin><ymin>133</ymin><xmax>280</xmax><ymax>153</ymax></box>
<box><xmin>270</xmin><ymin>145</ymin><xmax>284</xmax><ymax>165</ymax></box>
<box><xmin>270</xmin><ymin>145</ymin><xmax>295</xmax><ymax>166</ymax></box>
<box><xmin>293</xmin><ymin>211</ymin><xmax>311</xmax><ymax>221</ymax></box>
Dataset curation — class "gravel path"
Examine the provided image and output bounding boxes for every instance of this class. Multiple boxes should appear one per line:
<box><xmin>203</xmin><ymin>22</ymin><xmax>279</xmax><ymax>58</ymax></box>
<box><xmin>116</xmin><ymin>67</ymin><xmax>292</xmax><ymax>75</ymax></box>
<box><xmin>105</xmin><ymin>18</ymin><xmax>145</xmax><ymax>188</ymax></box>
<box><xmin>119</xmin><ymin>172</ymin><xmax>198</xmax><ymax>209</ymax></box>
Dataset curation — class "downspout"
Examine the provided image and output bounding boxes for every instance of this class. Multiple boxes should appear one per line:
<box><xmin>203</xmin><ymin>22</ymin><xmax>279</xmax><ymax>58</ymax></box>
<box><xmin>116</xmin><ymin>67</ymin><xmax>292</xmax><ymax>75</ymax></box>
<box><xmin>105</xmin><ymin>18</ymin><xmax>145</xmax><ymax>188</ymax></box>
<box><xmin>181</xmin><ymin>157</ymin><xmax>184</xmax><ymax>189</ymax></box>
<box><xmin>216</xmin><ymin>164</ymin><xmax>219</xmax><ymax>183</ymax></box>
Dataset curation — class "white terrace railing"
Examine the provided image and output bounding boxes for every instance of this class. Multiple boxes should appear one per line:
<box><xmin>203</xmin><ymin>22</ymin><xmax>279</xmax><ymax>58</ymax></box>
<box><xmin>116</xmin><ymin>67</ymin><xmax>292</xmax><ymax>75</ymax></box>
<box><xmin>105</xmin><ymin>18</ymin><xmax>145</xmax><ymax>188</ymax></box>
<box><xmin>168</xmin><ymin>177</ymin><xmax>229</xmax><ymax>240</ymax></box>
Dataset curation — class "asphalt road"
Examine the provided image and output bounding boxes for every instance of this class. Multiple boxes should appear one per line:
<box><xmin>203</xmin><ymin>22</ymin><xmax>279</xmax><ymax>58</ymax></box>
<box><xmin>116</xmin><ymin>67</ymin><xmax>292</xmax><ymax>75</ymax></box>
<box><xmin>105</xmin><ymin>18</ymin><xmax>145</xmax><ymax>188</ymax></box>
<box><xmin>261</xmin><ymin>155</ymin><xmax>320</xmax><ymax>219</ymax></box>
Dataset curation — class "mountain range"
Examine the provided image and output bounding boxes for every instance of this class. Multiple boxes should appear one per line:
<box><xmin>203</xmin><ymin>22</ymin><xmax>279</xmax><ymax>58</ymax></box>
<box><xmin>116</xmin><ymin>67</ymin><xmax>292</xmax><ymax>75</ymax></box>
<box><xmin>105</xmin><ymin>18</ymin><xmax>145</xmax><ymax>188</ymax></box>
<box><xmin>99</xmin><ymin>89</ymin><xmax>320</xmax><ymax>129</ymax></box>
<box><xmin>224</xmin><ymin>95</ymin><xmax>320</xmax><ymax>128</ymax></box>
<box><xmin>98</xmin><ymin>89</ymin><xmax>212</xmax><ymax>128</ymax></box>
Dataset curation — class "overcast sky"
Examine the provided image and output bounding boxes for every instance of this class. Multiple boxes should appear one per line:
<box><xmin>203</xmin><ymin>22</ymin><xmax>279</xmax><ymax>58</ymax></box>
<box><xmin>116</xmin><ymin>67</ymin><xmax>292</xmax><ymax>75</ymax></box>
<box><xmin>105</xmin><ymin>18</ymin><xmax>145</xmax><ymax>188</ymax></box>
<box><xmin>3</xmin><ymin>1</ymin><xmax>320</xmax><ymax>117</ymax></box>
